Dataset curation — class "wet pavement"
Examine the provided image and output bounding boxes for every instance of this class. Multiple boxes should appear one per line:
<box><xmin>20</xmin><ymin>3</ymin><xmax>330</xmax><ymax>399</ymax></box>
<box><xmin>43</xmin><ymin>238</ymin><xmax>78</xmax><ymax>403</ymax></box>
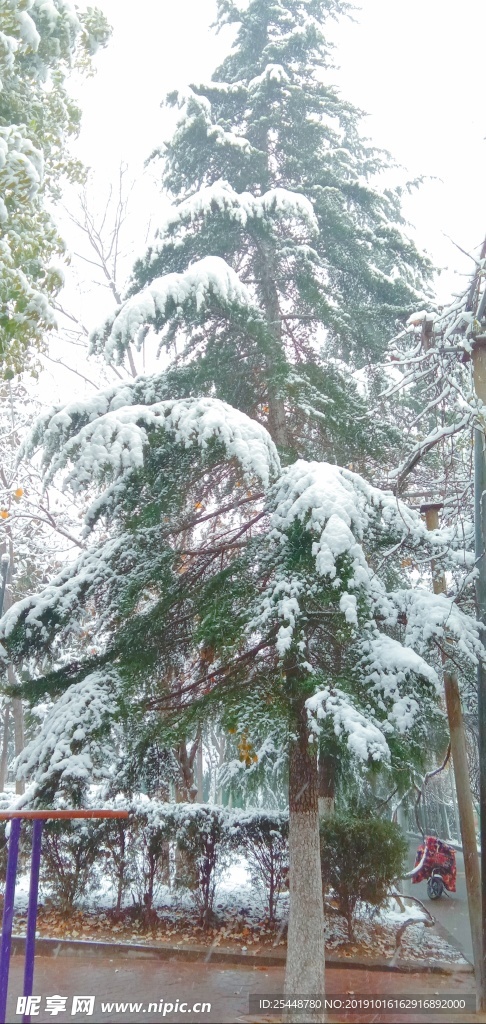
<box><xmin>4</xmin><ymin>953</ymin><xmax>484</xmax><ymax>1023</ymax></box>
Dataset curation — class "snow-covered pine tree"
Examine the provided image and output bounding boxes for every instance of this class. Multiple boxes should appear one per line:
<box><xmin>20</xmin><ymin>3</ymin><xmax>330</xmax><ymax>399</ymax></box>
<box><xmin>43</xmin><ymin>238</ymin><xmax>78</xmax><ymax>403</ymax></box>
<box><xmin>0</xmin><ymin>1</ymin><xmax>471</xmax><ymax>1014</ymax></box>
<box><xmin>91</xmin><ymin>0</ymin><xmax>432</xmax><ymax>471</ymax></box>
<box><xmin>0</xmin><ymin>390</ymin><xmax>480</xmax><ymax>1012</ymax></box>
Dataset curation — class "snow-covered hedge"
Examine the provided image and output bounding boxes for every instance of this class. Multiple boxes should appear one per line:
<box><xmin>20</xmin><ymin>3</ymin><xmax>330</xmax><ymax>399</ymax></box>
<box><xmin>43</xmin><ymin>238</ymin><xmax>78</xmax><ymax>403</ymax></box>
<box><xmin>230</xmin><ymin>809</ymin><xmax>289</xmax><ymax>922</ymax></box>
<box><xmin>41</xmin><ymin>817</ymin><xmax>105</xmax><ymax>910</ymax></box>
<box><xmin>26</xmin><ymin>801</ymin><xmax>282</xmax><ymax>922</ymax></box>
<box><xmin>13</xmin><ymin>801</ymin><xmax>404</xmax><ymax>931</ymax></box>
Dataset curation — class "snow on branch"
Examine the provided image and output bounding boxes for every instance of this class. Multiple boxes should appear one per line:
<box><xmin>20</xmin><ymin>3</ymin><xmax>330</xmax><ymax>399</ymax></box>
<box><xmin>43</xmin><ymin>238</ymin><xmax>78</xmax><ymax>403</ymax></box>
<box><xmin>90</xmin><ymin>256</ymin><xmax>262</xmax><ymax>363</ymax></box>
<box><xmin>270</xmin><ymin>460</ymin><xmax>429</xmax><ymax>552</ymax></box>
<box><xmin>360</xmin><ymin>632</ymin><xmax>439</xmax><ymax>697</ymax></box>
<box><xmin>171</xmin><ymin>87</ymin><xmax>255</xmax><ymax>155</ymax></box>
<box><xmin>248</xmin><ymin>64</ymin><xmax>291</xmax><ymax>89</ymax></box>
<box><xmin>157</xmin><ymin>179</ymin><xmax>318</xmax><ymax>240</ymax></box>
<box><xmin>16</xmin><ymin>670</ymin><xmax>119</xmax><ymax>796</ymax></box>
<box><xmin>37</xmin><ymin>397</ymin><xmax>281</xmax><ymax>494</ymax></box>
<box><xmin>0</xmin><ymin>535</ymin><xmax>124</xmax><ymax>648</ymax></box>
<box><xmin>0</xmin><ymin>127</ymin><xmax>44</xmax><ymax>219</ymax></box>
<box><xmin>358</xmin><ymin>632</ymin><xmax>439</xmax><ymax>733</ymax></box>
<box><xmin>389</xmin><ymin>588</ymin><xmax>483</xmax><ymax>666</ymax></box>
<box><xmin>253</xmin><ymin>572</ymin><xmax>307</xmax><ymax>657</ymax></box>
<box><xmin>306</xmin><ymin>687</ymin><xmax>390</xmax><ymax>762</ymax></box>
<box><xmin>256</xmin><ymin>459</ymin><xmax>470</xmax><ymax>660</ymax></box>
<box><xmin>388</xmin><ymin>415</ymin><xmax>472</xmax><ymax>491</ymax></box>
<box><xmin>25</xmin><ymin>374</ymin><xmax>176</xmax><ymax>463</ymax></box>
<box><xmin>268</xmin><ymin>460</ymin><xmax>431</xmax><ymax>613</ymax></box>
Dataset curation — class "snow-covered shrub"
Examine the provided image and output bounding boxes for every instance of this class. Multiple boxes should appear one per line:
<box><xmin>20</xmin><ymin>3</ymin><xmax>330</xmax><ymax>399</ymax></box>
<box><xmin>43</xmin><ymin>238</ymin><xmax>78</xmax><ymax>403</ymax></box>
<box><xmin>172</xmin><ymin>804</ymin><xmax>231</xmax><ymax>928</ymax></box>
<box><xmin>319</xmin><ymin>815</ymin><xmax>407</xmax><ymax>941</ymax></box>
<box><xmin>98</xmin><ymin>814</ymin><xmax>137</xmax><ymax>915</ymax></box>
<box><xmin>124</xmin><ymin>801</ymin><xmax>172</xmax><ymax>919</ymax></box>
<box><xmin>40</xmin><ymin>819</ymin><xmax>105</xmax><ymax>911</ymax></box>
<box><xmin>231</xmin><ymin>810</ymin><xmax>288</xmax><ymax>923</ymax></box>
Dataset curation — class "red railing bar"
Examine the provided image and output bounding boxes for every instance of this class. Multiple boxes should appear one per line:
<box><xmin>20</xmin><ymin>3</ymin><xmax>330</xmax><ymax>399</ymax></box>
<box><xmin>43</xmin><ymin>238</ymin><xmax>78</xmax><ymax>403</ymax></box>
<box><xmin>0</xmin><ymin>810</ymin><xmax>129</xmax><ymax>820</ymax></box>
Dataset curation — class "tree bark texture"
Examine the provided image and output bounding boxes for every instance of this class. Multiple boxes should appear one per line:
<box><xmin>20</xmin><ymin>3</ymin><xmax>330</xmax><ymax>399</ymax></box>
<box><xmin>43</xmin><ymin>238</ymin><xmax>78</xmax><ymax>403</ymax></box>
<box><xmin>284</xmin><ymin>699</ymin><xmax>325</xmax><ymax>1023</ymax></box>
<box><xmin>0</xmin><ymin>703</ymin><xmax>10</xmax><ymax>791</ymax></box>
<box><xmin>259</xmin><ymin>246</ymin><xmax>289</xmax><ymax>452</ymax></box>
<box><xmin>318</xmin><ymin>753</ymin><xmax>335</xmax><ymax>817</ymax></box>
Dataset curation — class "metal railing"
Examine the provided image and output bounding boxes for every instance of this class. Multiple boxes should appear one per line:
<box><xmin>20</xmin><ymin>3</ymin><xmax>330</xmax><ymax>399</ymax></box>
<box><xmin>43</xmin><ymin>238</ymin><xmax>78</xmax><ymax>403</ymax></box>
<box><xmin>0</xmin><ymin>810</ymin><xmax>129</xmax><ymax>1024</ymax></box>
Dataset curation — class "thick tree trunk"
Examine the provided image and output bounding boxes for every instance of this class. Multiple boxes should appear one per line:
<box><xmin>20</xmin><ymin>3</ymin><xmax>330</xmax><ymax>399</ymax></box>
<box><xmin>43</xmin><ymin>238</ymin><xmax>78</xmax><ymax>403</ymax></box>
<box><xmin>175</xmin><ymin>736</ymin><xmax>198</xmax><ymax>802</ymax></box>
<box><xmin>256</xmin><ymin>128</ymin><xmax>322</xmax><ymax>1012</ymax></box>
<box><xmin>318</xmin><ymin>752</ymin><xmax>335</xmax><ymax>817</ymax></box>
<box><xmin>174</xmin><ymin>736</ymin><xmax>200</xmax><ymax>886</ymax></box>
<box><xmin>0</xmin><ymin>703</ymin><xmax>10</xmax><ymax>791</ymax></box>
<box><xmin>284</xmin><ymin>700</ymin><xmax>325</xmax><ymax>1023</ymax></box>
<box><xmin>259</xmin><ymin>245</ymin><xmax>289</xmax><ymax>452</ymax></box>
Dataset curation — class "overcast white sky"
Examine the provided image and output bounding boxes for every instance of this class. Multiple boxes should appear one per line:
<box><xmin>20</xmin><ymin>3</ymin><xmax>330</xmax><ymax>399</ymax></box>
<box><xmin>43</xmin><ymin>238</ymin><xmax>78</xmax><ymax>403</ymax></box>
<box><xmin>72</xmin><ymin>0</ymin><xmax>486</xmax><ymax>286</ymax></box>
<box><xmin>44</xmin><ymin>0</ymin><xmax>486</xmax><ymax>400</ymax></box>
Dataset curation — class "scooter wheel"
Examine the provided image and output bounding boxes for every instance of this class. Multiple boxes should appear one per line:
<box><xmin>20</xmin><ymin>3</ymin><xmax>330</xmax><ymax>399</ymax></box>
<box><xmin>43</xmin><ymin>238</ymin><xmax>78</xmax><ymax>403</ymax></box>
<box><xmin>427</xmin><ymin>876</ymin><xmax>444</xmax><ymax>900</ymax></box>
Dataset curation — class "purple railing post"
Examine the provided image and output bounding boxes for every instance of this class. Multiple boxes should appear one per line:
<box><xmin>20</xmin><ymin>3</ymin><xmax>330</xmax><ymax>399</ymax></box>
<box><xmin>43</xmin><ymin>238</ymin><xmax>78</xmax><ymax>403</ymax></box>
<box><xmin>0</xmin><ymin>809</ymin><xmax>127</xmax><ymax>1023</ymax></box>
<box><xmin>0</xmin><ymin>818</ymin><xmax>21</xmax><ymax>1024</ymax></box>
<box><xmin>22</xmin><ymin>820</ymin><xmax>43</xmax><ymax>1024</ymax></box>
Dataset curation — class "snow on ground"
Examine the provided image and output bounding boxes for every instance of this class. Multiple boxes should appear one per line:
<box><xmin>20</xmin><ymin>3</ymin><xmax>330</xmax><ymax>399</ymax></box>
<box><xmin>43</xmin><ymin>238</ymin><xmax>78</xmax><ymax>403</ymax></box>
<box><xmin>7</xmin><ymin>860</ymin><xmax>467</xmax><ymax>964</ymax></box>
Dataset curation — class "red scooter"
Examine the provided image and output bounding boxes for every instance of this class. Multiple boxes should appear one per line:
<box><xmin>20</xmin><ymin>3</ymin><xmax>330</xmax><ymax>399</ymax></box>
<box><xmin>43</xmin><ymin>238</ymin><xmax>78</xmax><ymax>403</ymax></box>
<box><xmin>411</xmin><ymin>835</ymin><xmax>457</xmax><ymax>900</ymax></box>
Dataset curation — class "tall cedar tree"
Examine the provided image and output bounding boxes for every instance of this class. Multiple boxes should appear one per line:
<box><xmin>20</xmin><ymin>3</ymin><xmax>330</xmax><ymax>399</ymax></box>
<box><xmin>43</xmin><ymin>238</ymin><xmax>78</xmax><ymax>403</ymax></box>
<box><xmin>1</xmin><ymin>394</ymin><xmax>479</xmax><ymax>1010</ymax></box>
<box><xmin>92</xmin><ymin>0</ymin><xmax>432</xmax><ymax>470</ymax></box>
<box><xmin>1</xmin><ymin>0</ymin><xmax>479</xmax><ymax>1014</ymax></box>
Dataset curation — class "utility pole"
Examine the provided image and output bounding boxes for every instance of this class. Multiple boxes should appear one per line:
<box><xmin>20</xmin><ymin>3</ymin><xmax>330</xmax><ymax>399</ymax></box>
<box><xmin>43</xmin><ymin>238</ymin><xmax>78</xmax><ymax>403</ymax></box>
<box><xmin>421</xmin><ymin>502</ymin><xmax>483</xmax><ymax>998</ymax></box>
<box><xmin>472</xmin><ymin>334</ymin><xmax>486</xmax><ymax>1010</ymax></box>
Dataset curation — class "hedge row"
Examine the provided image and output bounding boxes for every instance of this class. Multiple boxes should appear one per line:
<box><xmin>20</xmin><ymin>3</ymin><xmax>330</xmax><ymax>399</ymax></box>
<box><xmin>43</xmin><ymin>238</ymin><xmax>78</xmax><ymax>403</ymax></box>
<box><xmin>0</xmin><ymin>802</ymin><xmax>406</xmax><ymax>931</ymax></box>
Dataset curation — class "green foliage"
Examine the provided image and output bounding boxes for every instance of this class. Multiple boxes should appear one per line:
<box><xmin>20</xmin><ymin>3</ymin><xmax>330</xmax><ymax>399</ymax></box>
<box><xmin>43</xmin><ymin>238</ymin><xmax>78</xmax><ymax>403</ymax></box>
<box><xmin>40</xmin><ymin>818</ymin><xmax>104</xmax><ymax>911</ymax></box>
<box><xmin>173</xmin><ymin>805</ymin><xmax>231</xmax><ymax>927</ymax></box>
<box><xmin>0</xmin><ymin>0</ymin><xmax>110</xmax><ymax>376</ymax></box>
<box><xmin>0</xmin><ymin>0</ymin><xmax>469</xmax><ymax>837</ymax></box>
<box><xmin>36</xmin><ymin>803</ymin><xmax>289</xmax><ymax>928</ymax></box>
<box><xmin>97</xmin><ymin>0</ymin><xmax>434</xmax><ymax>471</ymax></box>
<box><xmin>319</xmin><ymin>814</ymin><xmax>407</xmax><ymax>940</ymax></box>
